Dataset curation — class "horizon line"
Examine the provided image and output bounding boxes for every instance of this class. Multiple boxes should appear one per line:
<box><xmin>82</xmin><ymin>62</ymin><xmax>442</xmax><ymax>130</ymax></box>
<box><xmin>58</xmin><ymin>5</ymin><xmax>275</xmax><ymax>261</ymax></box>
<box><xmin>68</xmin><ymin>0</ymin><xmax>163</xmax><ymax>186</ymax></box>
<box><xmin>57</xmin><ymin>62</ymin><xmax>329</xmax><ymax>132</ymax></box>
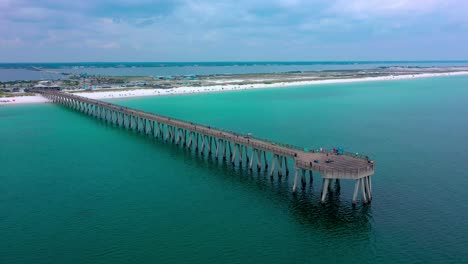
<box><xmin>2</xmin><ymin>60</ymin><xmax>468</xmax><ymax>64</ymax></box>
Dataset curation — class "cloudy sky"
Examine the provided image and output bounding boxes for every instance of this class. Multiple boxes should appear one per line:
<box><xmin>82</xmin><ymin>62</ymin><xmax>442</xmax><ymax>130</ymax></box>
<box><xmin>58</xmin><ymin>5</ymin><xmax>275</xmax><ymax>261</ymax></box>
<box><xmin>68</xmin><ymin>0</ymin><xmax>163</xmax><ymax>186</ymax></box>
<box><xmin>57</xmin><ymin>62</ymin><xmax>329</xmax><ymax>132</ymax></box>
<box><xmin>1</xmin><ymin>0</ymin><xmax>467</xmax><ymax>62</ymax></box>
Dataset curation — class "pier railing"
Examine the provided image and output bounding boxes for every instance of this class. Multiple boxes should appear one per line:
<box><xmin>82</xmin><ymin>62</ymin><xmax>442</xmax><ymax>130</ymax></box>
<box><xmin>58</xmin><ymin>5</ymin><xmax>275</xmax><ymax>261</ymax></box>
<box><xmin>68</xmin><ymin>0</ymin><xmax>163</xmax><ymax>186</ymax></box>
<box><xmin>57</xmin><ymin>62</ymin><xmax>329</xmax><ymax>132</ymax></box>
<box><xmin>295</xmin><ymin>160</ymin><xmax>374</xmax><ymax>178</ymax></box>
<box><xmin>39</xmin><ymin>90</ymin><xmax>373</xmax><ymax>163</ymax></box>
<box><xmin>37</xmin><ymin>89</ymin><xmax>373</xmax><ymax>175</ymax></box>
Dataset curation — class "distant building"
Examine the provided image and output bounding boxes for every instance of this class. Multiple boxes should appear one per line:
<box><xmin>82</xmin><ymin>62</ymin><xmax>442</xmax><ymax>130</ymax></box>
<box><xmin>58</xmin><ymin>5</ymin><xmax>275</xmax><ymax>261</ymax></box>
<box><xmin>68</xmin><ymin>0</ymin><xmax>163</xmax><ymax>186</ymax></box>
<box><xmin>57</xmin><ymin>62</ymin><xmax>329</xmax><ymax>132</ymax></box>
<box><xmin>32</xmin><ymin>84</ymin><xmax>61</xmax><ymax>90</ymax></box>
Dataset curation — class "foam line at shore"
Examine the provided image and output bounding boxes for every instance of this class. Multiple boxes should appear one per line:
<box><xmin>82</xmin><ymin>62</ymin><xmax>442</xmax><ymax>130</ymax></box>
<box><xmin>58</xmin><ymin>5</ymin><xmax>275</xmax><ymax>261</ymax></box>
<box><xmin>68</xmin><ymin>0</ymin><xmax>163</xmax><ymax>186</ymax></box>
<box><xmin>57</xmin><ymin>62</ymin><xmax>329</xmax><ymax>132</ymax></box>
<box><xmin>2</xmin><ymin>71</ymin><xmax>468</xmax><ymax>105</ymax></box>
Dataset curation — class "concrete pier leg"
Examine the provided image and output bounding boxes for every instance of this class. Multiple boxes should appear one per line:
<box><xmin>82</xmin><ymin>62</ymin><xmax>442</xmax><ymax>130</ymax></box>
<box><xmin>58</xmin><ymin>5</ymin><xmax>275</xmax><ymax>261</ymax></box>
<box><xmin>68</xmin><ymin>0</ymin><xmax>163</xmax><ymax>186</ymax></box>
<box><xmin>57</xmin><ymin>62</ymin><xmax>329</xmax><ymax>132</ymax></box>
<box><xmin>166</xmin><ymin>126</ymin><xmax>170</xmax><ymax>141</ymax></box>
<box><xmin>200</xmin><ymin>136</ymin><xmax>206</xmax><ymax>154</ymax></box>
<box><xmin>309</xmin><ymin>170</ymin><xmax>313</xmax><ymax>184</ymax></box>
<box><xmin>293</xmin><ymin>169</ymin><xmax>299</xmax><ymax>193</ymax></box>
<box><xmin>328</xmin><ymin>179</ymin><xmax>334</xmax><ymax>191</ymax></box>
<box><xmin>170</xmin><ymin>127</ymin><xmax>175</xmax><ymax>142</ymax></box>
<box><xmin>223</xmin><ymin>141</ymin><xmax>227</xmax><ymax>160</ymax></box>
<box><xmin>369</xmin><ymin>176</ymin><xmax>373</xmax><ymax>197</ymax></box>
<box><xmin>269</xmin><ymin>155</ymin><xmax>276</xmax><ymax>177</ymax></box>
<box><xmin>284</xmin><ymin>157</ymin><xmax>289</xmax><ymax>176</ymax></box>
<box><xmin>143</xmin><ymin>119</ymin><xmax>147</xmax><ymax>134</ymax></box>
<box><xmin>277</xmin><ymin>155</ymin><xmax>283</xmax><ymax>177</ymax></box>
<box><xmin>157</xmin><ymin>124</ymin><xmax>162</xmax><ymax>138</ymax></box>
<box><xmin>301</xmin><ymin>169</ymin><xmax>306</xmax><ymax>186</ymax></box>
<box><xmin>352</xmin><ymin>180</ymin><xmax>360</xmax><ymax>205</ymax></box>
<box><xmin>187</xmin><ymin>133</ymin><xmax>192</xmax><ymax>148</ymax></box>
<box><xmin>208</xmin><ymin>137</ymin><xmax>212</xmax><ymax>155</ymax></box>
<box><xmin>365</xmin><ymin>176</ymin><xmax>372</xmax><ymax>201</ymax></box>
<box><xmin>175</xmin><ymin>130</ymin><xmax>180</xmax><ymax>145</ymax></box>
<box><xmin>151</xmin><ymin>121</ymin><xmax>156</xmax><ymax>138</ymax></box>
<box><xmin>215</xmin><ymin>139</ymin><xmax>220</xmax><ymax>159</ymax></box>
<box><xmin>256</xmin><ymin>150</ymin><xmax>262</xmax><ymax>171</ymax></box>
<box><xmin>182</xmin><ymin>130</ymin><xmax>187</xmax><ymax>146</ymax></box>
<box><xmin>321</xmin><ymin>179</ymin><xmax>330</xmax><ymax>203</ymax></box>
<box><xmin>264</xmin><ymin>151</ymin><xmax>268</xmax><ymax>169</ymax></box>
<box><xmin>243</xmin><ymin>146</ymin><xmax>250</xmax><ymax>164</ymax></box>
<box><xmin>361</xmin><ymin>178</ymin><xmax>368</xmax><ymax>204</ymax></box>
<box><xmin>321</xmin><ymin>179</ymin><xmax>324</xmax><ymax>195</ymax></box>
<box><xmin>231</xmin><ymin>144</ymin><xmax>237</xmax><ymax>164</ymax></box>
<box><xmin>238</xmin><ymin>145</ymin><xmax>243</xmax><ymax>165</ymax></box>
<box><xmin>249</xmin><ymin>150</ymin><xmax>254</xmax><ymax>171</ymax></box>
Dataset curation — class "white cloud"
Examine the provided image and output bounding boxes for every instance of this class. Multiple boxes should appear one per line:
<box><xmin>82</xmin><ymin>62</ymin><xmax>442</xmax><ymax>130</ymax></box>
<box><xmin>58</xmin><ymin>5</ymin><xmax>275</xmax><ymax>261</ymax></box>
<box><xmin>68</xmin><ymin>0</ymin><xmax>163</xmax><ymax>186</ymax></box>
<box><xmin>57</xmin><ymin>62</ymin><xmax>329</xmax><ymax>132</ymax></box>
<box><xmin>329</xmin><ymin>0</ymin><xmax>465</xmax><ymax>19</ymax></box>
<box><xmin>0</xmin><ymin>0</ymin><xmax>468</xmax><ymax>61</ymax></box>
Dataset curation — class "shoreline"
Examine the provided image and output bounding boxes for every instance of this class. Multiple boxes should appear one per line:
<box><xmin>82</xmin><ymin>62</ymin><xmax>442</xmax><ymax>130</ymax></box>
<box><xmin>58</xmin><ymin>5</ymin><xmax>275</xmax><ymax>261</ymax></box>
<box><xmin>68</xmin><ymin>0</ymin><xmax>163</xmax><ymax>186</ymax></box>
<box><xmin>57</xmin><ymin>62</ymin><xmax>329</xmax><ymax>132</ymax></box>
<box><xmin>2</xmin><ymin>71</ymin><xmax>468</xmax><ymax>105</ymax></box>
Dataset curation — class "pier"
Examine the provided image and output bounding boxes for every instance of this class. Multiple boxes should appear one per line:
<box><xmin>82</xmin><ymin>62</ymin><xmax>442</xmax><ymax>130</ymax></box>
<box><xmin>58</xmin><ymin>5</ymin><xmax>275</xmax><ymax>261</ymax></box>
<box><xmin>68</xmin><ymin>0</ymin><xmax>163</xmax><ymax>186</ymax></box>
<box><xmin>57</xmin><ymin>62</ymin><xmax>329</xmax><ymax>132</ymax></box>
<box><xmin>37</xmin><ymin>90</ymin><xmax>375</xmax><ymax>204</ymax></box>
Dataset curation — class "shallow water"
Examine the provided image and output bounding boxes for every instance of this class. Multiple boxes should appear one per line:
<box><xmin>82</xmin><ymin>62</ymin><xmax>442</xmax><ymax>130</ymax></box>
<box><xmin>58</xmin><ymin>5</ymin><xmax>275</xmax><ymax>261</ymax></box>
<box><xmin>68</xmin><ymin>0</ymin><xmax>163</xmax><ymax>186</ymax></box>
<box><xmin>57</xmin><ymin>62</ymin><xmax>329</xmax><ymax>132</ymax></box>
<box><xmin>1</xmin><ymin>76</ymin><xmax>468</xmax><ymax>263</ymax></box>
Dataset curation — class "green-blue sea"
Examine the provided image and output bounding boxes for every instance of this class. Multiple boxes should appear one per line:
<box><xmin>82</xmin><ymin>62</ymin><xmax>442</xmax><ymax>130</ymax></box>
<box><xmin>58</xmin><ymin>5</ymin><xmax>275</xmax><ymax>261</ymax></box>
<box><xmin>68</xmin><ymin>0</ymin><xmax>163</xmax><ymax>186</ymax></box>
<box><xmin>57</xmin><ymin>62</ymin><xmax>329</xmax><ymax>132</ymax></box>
<box><xmin>1</xmin><ymin>76</ymin><xmax>468</xmax><ymax>263</ymax></box>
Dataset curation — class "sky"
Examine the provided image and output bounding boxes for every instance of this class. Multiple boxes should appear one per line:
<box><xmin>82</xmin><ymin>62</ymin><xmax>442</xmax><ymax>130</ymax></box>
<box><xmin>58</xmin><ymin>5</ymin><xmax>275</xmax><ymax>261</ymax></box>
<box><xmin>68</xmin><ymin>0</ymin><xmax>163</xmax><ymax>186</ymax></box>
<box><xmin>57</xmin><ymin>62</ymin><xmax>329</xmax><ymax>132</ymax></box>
<box><xmin>0</xmin><ymin>0</ymin><xmax>468</xmax><ymax>62</ymax></box>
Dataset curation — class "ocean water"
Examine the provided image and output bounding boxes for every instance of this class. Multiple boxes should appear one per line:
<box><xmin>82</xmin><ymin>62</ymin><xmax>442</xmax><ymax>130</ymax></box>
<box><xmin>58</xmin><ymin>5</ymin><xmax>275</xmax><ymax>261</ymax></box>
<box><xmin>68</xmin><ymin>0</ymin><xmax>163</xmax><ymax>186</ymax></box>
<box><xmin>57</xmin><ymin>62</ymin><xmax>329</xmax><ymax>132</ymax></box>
<box><xmin>1</xmin><ymin>76</ymin><xmax>468</xmax><ymax>263</ymax></box>
<box><xmin>0</xmin><ymin>68</ymin><xmax>64</xmax><ymax>82</ymax></box>
<box><xmin>2</xmin><ymin>61</ymin><xmax>468</xmax><ymax>82</ymax></box>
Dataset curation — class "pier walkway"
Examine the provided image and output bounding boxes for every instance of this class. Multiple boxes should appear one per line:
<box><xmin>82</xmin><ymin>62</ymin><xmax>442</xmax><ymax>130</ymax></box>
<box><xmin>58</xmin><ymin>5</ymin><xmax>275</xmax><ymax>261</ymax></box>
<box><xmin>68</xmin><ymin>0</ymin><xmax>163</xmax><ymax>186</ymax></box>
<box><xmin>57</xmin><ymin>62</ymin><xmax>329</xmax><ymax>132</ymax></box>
<box><xmin>37</xmin><ymin>90</ymin><xmax>375</xmax><ymax>204</ymax></box>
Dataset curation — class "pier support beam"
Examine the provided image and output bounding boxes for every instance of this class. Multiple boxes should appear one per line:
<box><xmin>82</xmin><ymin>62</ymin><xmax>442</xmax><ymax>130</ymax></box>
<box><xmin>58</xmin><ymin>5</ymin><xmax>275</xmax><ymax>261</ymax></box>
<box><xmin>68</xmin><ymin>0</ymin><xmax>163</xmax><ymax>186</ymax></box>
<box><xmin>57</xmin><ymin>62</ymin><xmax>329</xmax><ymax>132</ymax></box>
<box><xmin>361</xmin><ymin>178</ymin><xmax>368</xmax><ymax>204</ymax></box>
<box><xmin>293</xmin><ymin>168</ymin><xmax>299</xmax><ymax>193</ymax></box>
<box><xmin>222</xmin><ymin>141</ymin><xmax>227</xmax><ymax>160</ymax></box>
<box><xmin>231</xmin><ymin>144</ymin><xmax>237</xmax><ymax>165</ymax></box>
<box><xmin>256</xmin><ymin>150</ymin><xmax>262</xmax><ymax>171</ymax></box>
<box><xmin>238</xmin><ymin>144</ymin><xmax>243</xmax><ymax>165</ymax></box>
<box><xmin>321</xmin><ymin>179</ymin><xmax>330</xmax><ymax>203</ymax></box>
<box><xmin>365</xmin><ymin>176</ymin><xmax>372</xmax><ymax>201</ymax></box>
<box><xmin>215</xmin><ymin>139</ymin><xmax>220</xmax><ymax>159</ymax></box>
<box><xmin>277</xmin><ymin>155</ymin><xmax>283</xmax><ymax>177</ymax></box>
<box><xmin>269</xmin><ymin>155</ymin><xmax>276</xmax><ymax>177</ymax></box>
<box><xmin>301</xmin><ymin>169</ymin><xmax>306</xmax><ymax>187</ymax></box>
<box><xmin>249</xmin><ymin>150</ymin><xmax>255</xmax><ymax>171</ymax></box>
<box><xmin>352</xmin><ymin>179</ymin><xmax>360</xmax><ymax>205</ymax></box>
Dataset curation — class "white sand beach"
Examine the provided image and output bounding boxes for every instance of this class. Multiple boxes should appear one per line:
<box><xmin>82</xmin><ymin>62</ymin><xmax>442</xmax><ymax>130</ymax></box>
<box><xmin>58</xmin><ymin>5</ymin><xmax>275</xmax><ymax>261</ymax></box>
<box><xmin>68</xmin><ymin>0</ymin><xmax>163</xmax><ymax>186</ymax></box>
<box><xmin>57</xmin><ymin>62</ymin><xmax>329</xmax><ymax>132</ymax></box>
<box><xmin>2</xmin><ymin>71</ymin><xmax>468</xmax><ymax>105</ymax></box>
<box><xmin>0</xmin><ymin>95</ymin><xmax>51</xmax><ymax>105</ymax></box>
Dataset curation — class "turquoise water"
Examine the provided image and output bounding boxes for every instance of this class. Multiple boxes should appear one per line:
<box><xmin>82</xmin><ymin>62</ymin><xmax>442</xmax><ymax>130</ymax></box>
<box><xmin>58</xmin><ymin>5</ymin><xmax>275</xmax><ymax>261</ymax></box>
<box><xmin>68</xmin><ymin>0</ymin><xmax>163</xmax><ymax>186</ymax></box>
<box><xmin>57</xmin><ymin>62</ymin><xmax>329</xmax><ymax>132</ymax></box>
<box><xmin>1</xmin><ymin>76</ymin><xmax>468</xmax><ymax>263</ymax></box>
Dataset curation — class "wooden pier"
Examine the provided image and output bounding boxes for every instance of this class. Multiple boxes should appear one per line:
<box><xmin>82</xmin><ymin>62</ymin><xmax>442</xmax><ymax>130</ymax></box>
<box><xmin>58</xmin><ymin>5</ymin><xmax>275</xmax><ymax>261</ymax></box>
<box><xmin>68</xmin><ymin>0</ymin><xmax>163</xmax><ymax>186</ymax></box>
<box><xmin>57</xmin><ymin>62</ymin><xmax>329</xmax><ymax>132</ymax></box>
<box><xmin>37</xmin><ymin>90</ymin><xmax>375</xmax><ymax>204</ymax></box>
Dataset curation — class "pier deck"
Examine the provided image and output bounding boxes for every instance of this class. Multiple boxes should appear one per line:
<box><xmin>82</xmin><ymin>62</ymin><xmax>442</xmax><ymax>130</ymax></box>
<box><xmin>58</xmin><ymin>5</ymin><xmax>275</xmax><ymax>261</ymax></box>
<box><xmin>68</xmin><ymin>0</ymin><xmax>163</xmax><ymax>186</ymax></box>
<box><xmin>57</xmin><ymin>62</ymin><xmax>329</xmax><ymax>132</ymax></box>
<box><xmin>37</xmin><ymin>90</ymin><xmax>375</xmax><ymax>204</ymax></box>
